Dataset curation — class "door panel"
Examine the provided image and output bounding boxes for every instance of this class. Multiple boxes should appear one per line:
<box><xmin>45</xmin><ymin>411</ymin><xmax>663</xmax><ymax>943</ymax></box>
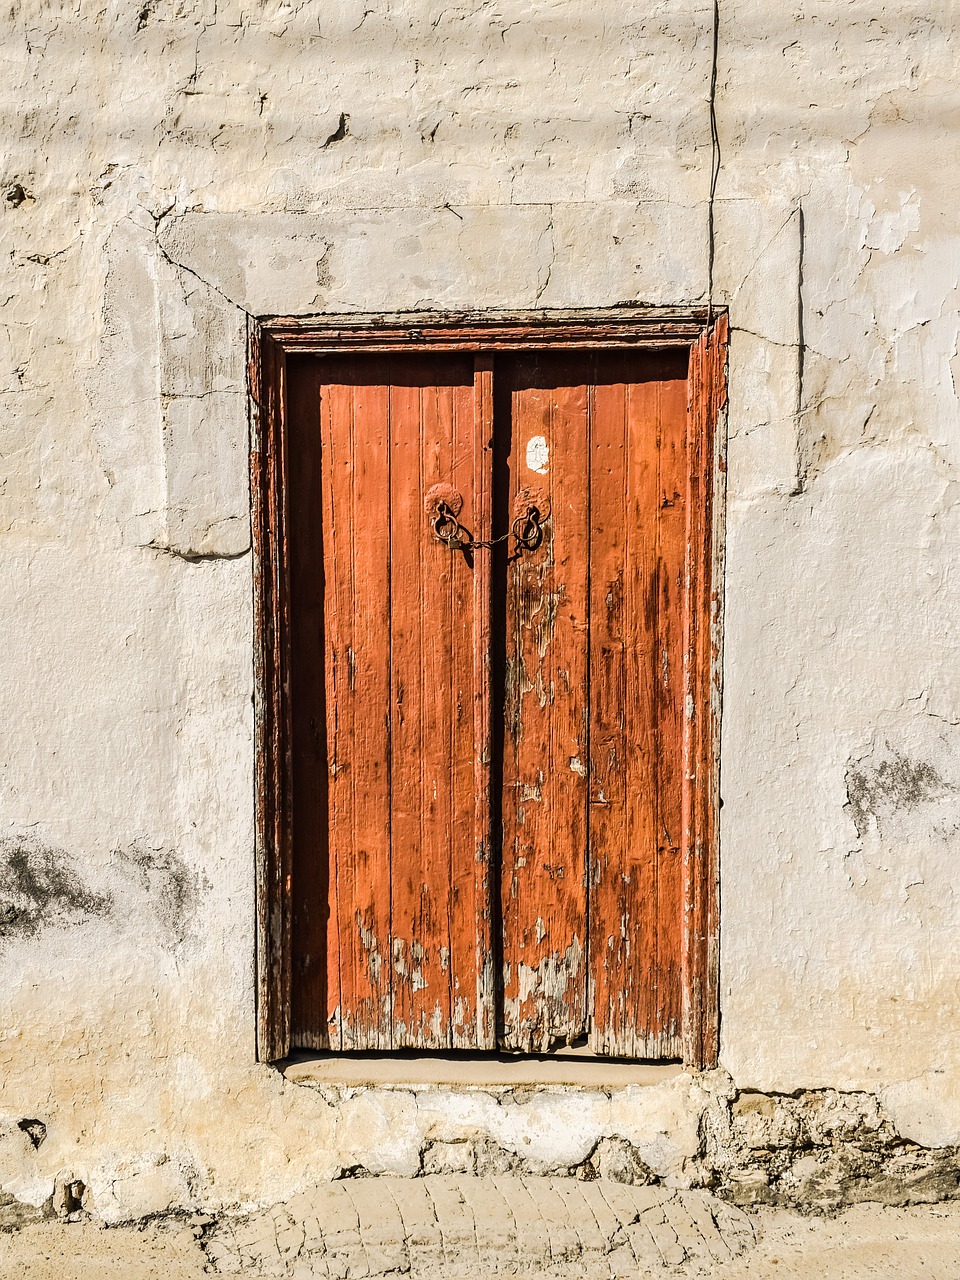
<box><xmin>587</xmin><ymin>358</ymin><xmax>688</xmax><ymax>1058</ymax></box>
<box><xmin>498</xmin><ymin>351</ymin><xmax>688</xmax><ymax>1057</ymax></box>
<box><xmin>289</xmin><ymin>353</ymin><xmax>493</xmax><ymax>1051</ymax></box>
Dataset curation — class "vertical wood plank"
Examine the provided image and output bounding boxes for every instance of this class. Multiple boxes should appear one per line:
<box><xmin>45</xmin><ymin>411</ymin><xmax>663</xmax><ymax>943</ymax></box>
<box><xmin>501</xmin><ymin>354</ymin><xmax>591</xmax><ymax>1052</ymax></box>
<box><xmin>682</xmin><ymin>315</ymin><xmax>727</xmax><ymax>1069</ymax></box>
<box><xmin>387</xmin><ymin>355</ymin><xmax>486</xmax><ymax>1049</ymax></box>
<box><xmin>653</xmin><ymin>368</ymin><xmax>690</xmax><ymax>1053</ymax></box>
<box><xmin>587</xmin><ymin>358</ymin><xmax>660</xmax><ymax>1057</ymax></box>
<box><xmin>320</xmin><ymin>363</ymin><xmax>393</xmax><ymax>1049</ymax></box>
<box><xmin>388</xmin><ymin>372</ymin><xmax>439</xmax><ymax>1046</ymax></box>
<box><xmin>585</xmin><ymin>365</ymin><xmax>626</xmax><ymax>1055</ymax></box>
<box><xmin>251</xmin><ymin>325</ymin><xmax>293</xmax><ymax>1062</ymax></box>
<box><xmin>288</xmin><ymin>358</ymin><xmax>329</xmax><ymax>1049</ymax></box>
<box><xmin>432</xmin><ymin>372</ymin><xmax>481</xmax><ymax>1045</ymax></box>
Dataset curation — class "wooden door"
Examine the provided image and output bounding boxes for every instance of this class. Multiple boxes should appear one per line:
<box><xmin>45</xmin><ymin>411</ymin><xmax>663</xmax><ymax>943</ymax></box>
<box><xmin>288</xmin><ymin>353</ymin><xmax>495</xmax><ymax>1051</ymax></box>
<box><xmin>284</xmin><ymin>337</ymin><xmax>715</xmax><ymax>1060</ymax></box>
<box><xmin>499</xmin><ymin>351</ymin><xmax>688</xmax><ymax>1058</ymax></box>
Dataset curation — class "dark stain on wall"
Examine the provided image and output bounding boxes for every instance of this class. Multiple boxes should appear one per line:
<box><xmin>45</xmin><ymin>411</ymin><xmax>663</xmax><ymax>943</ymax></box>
<box><xmin>845</xmin><ymin>744</ymin><xmax>953</xmax><ymax>839</ymax></box>
<box><xmin>17</xmin><ymin>1119</ymin><xmax>46</xmax><ymax>1150</ymax></box>
<box><xmin>118</xmin><ymin>840</ymin><xmax>207</xmax><ymax>950</ymax></box>
<box><xmin>0</xmin><ymin>836</ymin><xmax>112</xmax><ymax>940</ymax></box>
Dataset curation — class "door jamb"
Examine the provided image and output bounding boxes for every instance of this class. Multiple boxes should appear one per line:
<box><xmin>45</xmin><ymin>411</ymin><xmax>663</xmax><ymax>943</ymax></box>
<box><xmin>248</xmin><ymin>307</ymin><xmax>728</xmax><ymax>1068</ymax></box>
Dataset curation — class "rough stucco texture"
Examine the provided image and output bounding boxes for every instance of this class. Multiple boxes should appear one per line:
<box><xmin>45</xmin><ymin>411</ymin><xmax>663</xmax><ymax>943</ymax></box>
<box><xmin>2</xmin><ymin>0</ymin><xmax>960</xmax><ymax>1220</ymax></box>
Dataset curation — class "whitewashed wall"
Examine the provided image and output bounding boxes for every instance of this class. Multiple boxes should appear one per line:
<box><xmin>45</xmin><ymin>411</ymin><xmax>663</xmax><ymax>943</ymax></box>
<box><xmin>1</xmin><ymin>0</ymin><xmax>959</xmax><ymax>1218</ymax></box>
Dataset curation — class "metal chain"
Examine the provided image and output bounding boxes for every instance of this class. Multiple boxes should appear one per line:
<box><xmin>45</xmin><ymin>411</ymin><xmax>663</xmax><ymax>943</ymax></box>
<box><xmin>433</xmin><ymin>502</ymin><xmax>546</xmax><ymax>555</ymax></box>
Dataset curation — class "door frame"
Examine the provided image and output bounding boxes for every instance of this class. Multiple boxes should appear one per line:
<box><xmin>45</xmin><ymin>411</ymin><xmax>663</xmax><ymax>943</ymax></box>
<box><xmin>248</xmin><ymin>307</ymin><xmax>728</xmax><ymax>1068</ymax></box>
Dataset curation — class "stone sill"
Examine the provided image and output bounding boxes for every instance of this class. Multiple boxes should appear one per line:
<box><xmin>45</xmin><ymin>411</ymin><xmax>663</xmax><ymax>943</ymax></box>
<box><xmin>282</xmin><ymin>1050</ymin><xmax>683</xmax><ymax>1090</ymax></box>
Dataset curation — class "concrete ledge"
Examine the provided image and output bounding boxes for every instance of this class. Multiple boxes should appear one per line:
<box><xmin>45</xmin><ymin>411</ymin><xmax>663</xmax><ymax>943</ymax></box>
<box><xmin>282</xmin><ymin>1051</ymin><xmax>684</xmax><ymax>1090</ymax></box>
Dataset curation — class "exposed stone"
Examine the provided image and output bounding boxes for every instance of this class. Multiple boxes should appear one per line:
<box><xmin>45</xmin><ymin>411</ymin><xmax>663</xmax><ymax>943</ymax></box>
<box><xmin>583</xmin><ymin>1137</ymin><xmax>657</xmax><ymax>1186</ymax></box>
<box><xmin>16</xmin><ymin>1120</ymin><xmax>46</xmax><ymax>1151</ymax></box>
<box><xmin>50</xmin><ymin>1171</ymin><xmax>88</xmax><ymax>1218</ymax></box>
<box><xmin>0</xmin><ymin>1191</ymin><xmax>46</xmax><ymax>1233</ymax></box>
<box><xmin>287</xmin><ymin>1075</ymin><xmax>960</xmax><ymax>1212</ymax></box>
<box><xmin>701</xmin><ymin>1087</ymin><xmax>960</xmax><ymax>1211</ymax></box>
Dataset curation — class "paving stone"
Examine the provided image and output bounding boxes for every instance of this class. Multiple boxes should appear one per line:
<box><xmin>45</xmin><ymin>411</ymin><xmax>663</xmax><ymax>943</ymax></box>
<box><xmin>494</xmin><ymin>1175</ymin><xmax>554</xmax><ymax>1264</ymax></box>
<box><xmin>458</xmin><ymin>1174</ymin><xmax>519</xmax><ymax>1261</ymax></box>
<box><xmin>204</xmin><ymin>1175</ymin><xmax>756</xmax><ymax>1277</ymax></box>
<box><xmin>343</xmin><ymin>1180</ymin><xmax>405</xmax><ymax>1246</ymax></box>
<box><xmin>672</xmin><ymin>1194</ymin><xmax>732</xmax><ymax>1265</ymax></box>
<box><xmin>710</xmin><ymin>1199</ymin><xmax>756</xmax><ymax>1258</ymax></box>
<box><xmin>551</xmin><ymin>1179</ymin><xmax>610</xmax><ymax>1254</ymax></box>
<box><xmin>383</xmin><ymin>1178</ymin><xmax>439</xmax><ymax>1247</ymax></box>
<box><xmin>428</xmin><ymin>1174</ymin><xmax>480</xmax><ymax>1272</ymax></box>
<box><xmin>575</xmin><ymin>1178</ymin><xmax>624</xmax><ymax>1243</ymax></box>
<box><xmin>521</xmin><ymin>1176</ymin><xmax>583</xmax><ymax>1263</ymax></box>
<box><xmin>638</xmin><ymin>1203</ymin><xmax>686</xmax><ymax>1267</ymax></box>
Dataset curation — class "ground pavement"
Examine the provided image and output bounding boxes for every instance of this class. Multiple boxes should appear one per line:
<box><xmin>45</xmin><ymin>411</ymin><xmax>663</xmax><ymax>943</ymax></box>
<box><xmin>3</xmin><ymin>1176</ymin><xmax>960</xmax><ymax>1279</ymax></box>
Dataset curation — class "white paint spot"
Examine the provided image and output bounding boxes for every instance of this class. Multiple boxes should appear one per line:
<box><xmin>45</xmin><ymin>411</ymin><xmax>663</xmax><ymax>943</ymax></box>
<box><xmin>526</xmin><ymin>435</ymin><xmax>549</xmax><ymax>474</ymax></box>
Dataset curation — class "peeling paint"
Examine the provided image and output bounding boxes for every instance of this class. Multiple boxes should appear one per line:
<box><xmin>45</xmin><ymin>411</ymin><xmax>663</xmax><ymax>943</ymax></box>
<box><xmin>504</xmin><ymin>936</ymin><xmax>585</xmax><ymax>1051</ymax></box>
<box><xmin>846</xmin><ymin>741</ymin><xmax>955</xmax><ymax>840</ymax></box>
<box><xmin>358</xmin><ymin>913</ymin><xmax>383</xmax><ymax>986</ymax></box>
<box><xmin>525</xmin><ymin>435</ymin><xmax>550</xmax><ymax>474</ymax></box>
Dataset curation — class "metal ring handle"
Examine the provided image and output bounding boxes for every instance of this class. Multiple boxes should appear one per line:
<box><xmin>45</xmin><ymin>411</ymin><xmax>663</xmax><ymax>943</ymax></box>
<box><xmin>433</xmin><ymin>502</ymin><xmax>467</xmax><ymax>546</ymax></box>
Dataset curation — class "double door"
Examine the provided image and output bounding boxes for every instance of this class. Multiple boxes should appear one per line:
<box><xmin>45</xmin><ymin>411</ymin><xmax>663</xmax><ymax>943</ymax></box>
<box><xmin>287</xmin><ymin>345</ymin><xmax>699</xmax><ymax>1058</ymax></box>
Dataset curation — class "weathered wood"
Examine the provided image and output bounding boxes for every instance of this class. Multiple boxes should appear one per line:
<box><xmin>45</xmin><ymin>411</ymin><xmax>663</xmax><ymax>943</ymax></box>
<box><xmin>652</xmin><ymin>369</ymin><xmax>689</xmax><ymax>1055</ymax></box>
<box><xmin>250</xmin><ymin>322</ymin><xmax>294</xmax><ymax>1063</ymax></box>
<box><xmin>471</xmin><ymin>355</ymin><xmax>497</xmax><ymax>1049</ymax></box>
<box><xmin>586</xmin><ymin>365</ymin><xmax>629</xmax><ymax>1054</ymax></box>
<box><xmin>588</xmin><ymin>359</ymin><xmax>661</xmax><ymax>1057</ymax></box>
<box><xmin>500</xmin><ymin>354</ymin><xmax>591</xmax><ymax>1052</ymax></box>
<box><xmin>288</xmin><ymin>354</ymin><xmax>492</xmax><ymax>1051</ymax></box>
<box><xmin>288</xmin><ymin>357</ymin><xmax>328</xmax><ymax>1049</ymax></box>
<box><xmin>266</xmin><ymin>310</ymin><xmax>709</xmax><ymax>354</ymax></box>
<box><xmin>320</xmin><ymin>364</ymin><xmax>393</xmax><ymax>1049</ymax></box>
<box><xmin>388</xmin><ymin>355</ymin><xmax>484</xmax><ymax>1048</ymax></box>
<box><xmin>681</xmin><ymin>315</ymin><xmax>727</xmax><ymax>1070</ymax></box>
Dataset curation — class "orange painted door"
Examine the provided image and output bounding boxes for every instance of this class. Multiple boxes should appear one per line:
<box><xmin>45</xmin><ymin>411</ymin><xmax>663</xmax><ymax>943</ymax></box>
<box><xmin>498</xmin><ymin>351</ymin><xmax>688</xmax><ymax>1057</ymax></box>
<box><xmin>288</xmin><ymin>347</ymin><xmax>690</xmax><ymax>1058</ymax></box>
<box><xmin>288</xmin><ymin>353</ymin><xmax>495</xmax><ymax>1051</ymax></box>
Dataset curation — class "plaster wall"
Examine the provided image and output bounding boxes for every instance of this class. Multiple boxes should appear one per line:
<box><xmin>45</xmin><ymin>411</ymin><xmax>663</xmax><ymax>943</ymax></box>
<box><xmin>2</xmin><ymin>0</ymin><xmax>960</xmax><ymax>1219</ymax></box>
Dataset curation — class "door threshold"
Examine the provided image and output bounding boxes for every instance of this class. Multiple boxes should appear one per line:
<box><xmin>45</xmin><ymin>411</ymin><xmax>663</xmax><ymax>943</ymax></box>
<box><xmin>281</xmin><ymin>1050</ymin><xmax>683</xmax><ymax>1089</ymax></box>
